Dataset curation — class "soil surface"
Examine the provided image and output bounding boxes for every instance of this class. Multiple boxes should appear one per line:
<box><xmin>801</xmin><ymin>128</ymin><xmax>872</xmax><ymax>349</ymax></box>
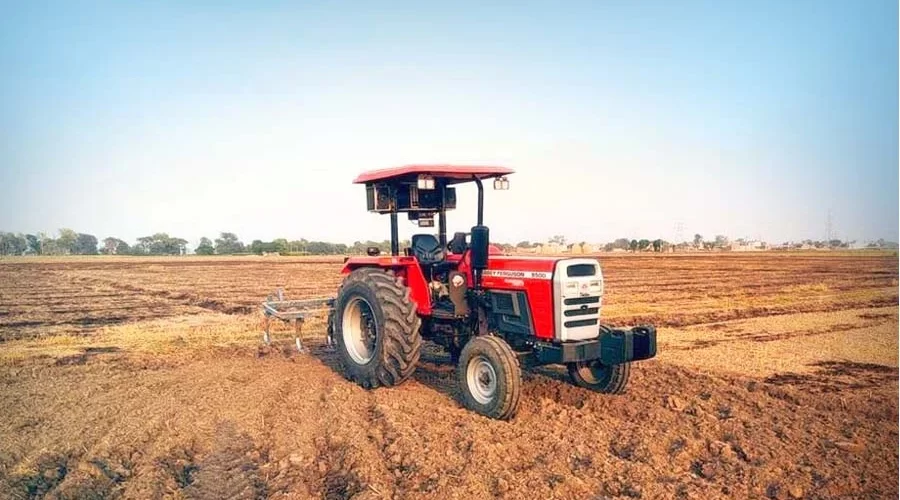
<box><xmin>0</xmin><ymin>253</ymin><xmax>896</xmax><ymax>499</ymax></box>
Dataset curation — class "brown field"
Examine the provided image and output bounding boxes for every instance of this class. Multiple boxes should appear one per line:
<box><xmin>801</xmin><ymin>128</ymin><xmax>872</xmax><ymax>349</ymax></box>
<box><xmin>0</xmin><ymin>253</ymin><xmax>897</xmax><ymax>499</ymax></box>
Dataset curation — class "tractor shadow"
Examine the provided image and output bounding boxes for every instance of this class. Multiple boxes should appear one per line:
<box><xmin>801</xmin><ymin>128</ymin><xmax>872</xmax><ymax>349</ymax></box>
<box><xmin>302</xmin><ymin>340</ymin><xmax>462</xmax><ymax>401</ymax></box>
<box><xmin>54</xmin><ymin>346</ymin><xmax>123</xmax><ymax>366</ymax></box>
<box><xmin>413</xmin><ymin>345</ymin><xmax>461</xmax><ymax>400</ymax></box>
<box><xmin>302</xmin><ymin>339</ymin><xmax>594</xmax><ymax>413</ymax></box>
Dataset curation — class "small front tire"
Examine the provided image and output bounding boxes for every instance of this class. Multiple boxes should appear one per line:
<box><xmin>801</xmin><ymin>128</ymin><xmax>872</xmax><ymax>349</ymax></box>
<box><xmin>457</xmin><ymin>336</ymin><xmax>521</xmax><ymax>420</ymax></box>
<box><xmin>566</xmin><ymin>360</ymin><xmax>630</xmax><ymax>394</ymax></box>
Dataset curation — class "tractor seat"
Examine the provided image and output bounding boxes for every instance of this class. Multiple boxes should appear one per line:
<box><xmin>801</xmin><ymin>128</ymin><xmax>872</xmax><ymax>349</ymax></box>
<box><xmin>411</xmin><ymin>234</ymin><xmax>444</xmax><ymax>266</ymax></box>
<box><xmin>448</xmin><ymin>232</ymin><xmax>468</xmax><ymax>254</ymax></box>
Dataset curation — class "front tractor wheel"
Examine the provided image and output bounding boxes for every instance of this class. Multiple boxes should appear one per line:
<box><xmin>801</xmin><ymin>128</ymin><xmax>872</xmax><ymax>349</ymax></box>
<box><xmin>457</xmin><ymin>336</ymin><xmax>522</xmax><ymax>420</ymax></box>
<box><xmin>566</xmin><ymin>360</ymin><xmax>630</xmax><ymax>394</ymax></box>
<box><xmin>334</xmin><ymin>268</ymin><xmax>422</xmax><ymax>389</ymax></box>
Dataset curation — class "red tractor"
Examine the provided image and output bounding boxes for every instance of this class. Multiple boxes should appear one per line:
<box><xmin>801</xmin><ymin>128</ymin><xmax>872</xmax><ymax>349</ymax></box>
<box><xmin>326</xmin><ymin>165</ymin><xmax>657</xmax><ymax>419</ymax></box>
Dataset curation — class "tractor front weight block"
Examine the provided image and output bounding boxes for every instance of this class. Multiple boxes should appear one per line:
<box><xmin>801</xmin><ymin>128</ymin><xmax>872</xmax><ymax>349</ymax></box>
<box><xmin>527</xmin><ymin>325</ymin><xmax>657</xmax><ymax>367</ymax></box>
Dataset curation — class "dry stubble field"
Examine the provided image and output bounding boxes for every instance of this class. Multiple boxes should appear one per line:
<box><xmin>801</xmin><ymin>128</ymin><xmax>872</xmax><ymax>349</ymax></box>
<box><xmin>0</xmin><ymin>253</ymin><xmax>897</xmax><ymax>499</ymax></box>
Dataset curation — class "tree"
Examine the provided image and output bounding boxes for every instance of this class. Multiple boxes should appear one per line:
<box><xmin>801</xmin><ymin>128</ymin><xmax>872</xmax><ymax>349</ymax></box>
<box><xmin>37</xmin><ymin>232</ymin><xmax>52</xmax><ymax>254</ymax></box>
<box><xmin>0</xmin><ymin>233</ymin><xmax>27</xmax><ymax>255</ymax></box>
<box><xmin>101</xmin><ymin>237</ymin><xmax>129</xmax><ymax>255</ymax></box>
<box><xmin>693</xmin><ymin>234</ymin><xmax>703</xmax><ymax>248</ymax></box>
<box><xmin>306</xmin><ymin>241</ymin><xmax>335</xmax><ymax>254</ymax></box>
<box><xmin>652</xmin><ymin>239</ymin><xmax>664</xmax><ymax>252</ymax></box>
<box><xmin>195</xmin><ymin>237</ymin><xmax>215</xmax><ymax>255</ymax></box>
<box><xmin>215</xmin><ymin>232</ymin><xmax>244</xmax><ymax>254</ymax></box>
<box><xmin>714</xmin><ymin>235</ymin><xmax>729</xmax><ymax>249</ymax></box>
<box><xmin>629</xmin><ymin>239</ymin><xmax>639</xmax><ymax>252</ymax></box>
<box><xmin>549</xmin><ymin>235</ymin><xmax>567</xmax><ymax>246</ymax></box>
<box><xmin>73</xmin><ymin>233</ymin><xmax>98</xmax><ymax>255</ymax></box>
<box><xmin>613</xmin><ymin>238</ymin><xmax>631</xmax><ymax>250</ymax></box>
<box><xmin>41</xmin><ymin>236</ymin><xmax>62</xmax><ymax>255</ymax></box>
<box><xmin>57</xmin><ymin>228</ymin><xmax>78</xmax><ymax>254</ymax></box>
<box><xmin>25</xmin><ymin>234</ymin><xmax>41</xmax><ymax>255</ymax></box>
<box><xmin>135</xmin><ymin>236</ymin><xmax>154</xmax><ymax>254</ymax></box>
<box><xmin>516</xmin><ymin>241</ymin><xmax>531</xmax><ymax>248</ymax></box>
<box><xmin>272</xmin><ymin>238</ymin><xmax>289</xmax><ymax>254</ymax></box>
<box><xmin>638</xmin><ymin>239</ymin><xmax>651</xmax><ymax>251</ymax></box>
<box><xmin>169</xmin><ymin>238</ymin><xmax>188</xmax><ymax>255</ymax></box>
<box><xmin>134</xmin><ymin>233</ymin><xmax>187</xmax><ymax>255</ymax></box>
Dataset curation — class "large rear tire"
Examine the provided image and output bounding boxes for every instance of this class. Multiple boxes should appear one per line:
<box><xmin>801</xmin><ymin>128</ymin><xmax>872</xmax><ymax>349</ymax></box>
<box><xmin>566</xmin><ymin>360</ymin><xmax>630</xmax><ymax>394</ymax></box>
<box><xmin>333</xmin><ymin>268</ymin><xmax>422</xmax><ymax>389</ymax></box>
<box><xmin>457</xmin><ymin>336</ymin><xmax>521</xmax><ymax>420</ymax></box>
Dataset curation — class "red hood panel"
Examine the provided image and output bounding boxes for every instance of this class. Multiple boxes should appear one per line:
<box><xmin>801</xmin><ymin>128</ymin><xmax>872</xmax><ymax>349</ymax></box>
<box><xmin>486</xmin><ymin>256</ymin><xmax>559</xmax><ymax>273</ymax></box>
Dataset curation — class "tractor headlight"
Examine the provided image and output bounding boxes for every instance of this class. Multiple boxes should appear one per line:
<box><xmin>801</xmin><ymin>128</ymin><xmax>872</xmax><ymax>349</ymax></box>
<box><xmin>417</xmin><ymin>175</ymin><xmax>435</xmax><ymax>190</ymax></box>
<box><xmin>589</xmin><ymin>280</ymin><xmax>603</xmax><ymax>293</ymax></box>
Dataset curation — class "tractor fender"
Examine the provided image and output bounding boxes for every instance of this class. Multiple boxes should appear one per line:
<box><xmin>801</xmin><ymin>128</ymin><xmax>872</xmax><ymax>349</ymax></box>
<box><xmin>341</xmin><ymin>256</ymin><xmax>432</xmax><ymax>315</ymax></box>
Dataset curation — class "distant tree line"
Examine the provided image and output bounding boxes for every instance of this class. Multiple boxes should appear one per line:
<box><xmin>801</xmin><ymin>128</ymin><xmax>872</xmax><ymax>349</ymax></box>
<box><xmin>1</xmin><ymin>229</ymin><xmax>895</xmax><ymax>257</ymax></box>
<box><xmin>0</xmin><ymin>229</ymin><xmax>100</xmax><ymax>256</ymax></box>
<box><xmin>0</xmin><ymin>229</ymin><xmax>191</xmax><ymax>256</ymax></box>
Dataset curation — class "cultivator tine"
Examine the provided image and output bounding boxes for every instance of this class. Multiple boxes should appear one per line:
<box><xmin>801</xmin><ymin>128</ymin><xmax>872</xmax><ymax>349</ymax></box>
<box><xmin>294</xmin><ymin>318</ymin><xmax>305</xmax><ymax>353</ymax></box>
<box><xmin>263</xmin><ymin>315</ymin><xmax>272</xmax><ymax>345</ymax></box>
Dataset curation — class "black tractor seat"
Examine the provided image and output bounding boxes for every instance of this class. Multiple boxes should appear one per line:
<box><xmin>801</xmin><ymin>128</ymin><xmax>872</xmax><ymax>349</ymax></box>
<box><xmin>411</xmin><ymin>234</ymin><xmax>453</xmax><ymax>276</ymax></box>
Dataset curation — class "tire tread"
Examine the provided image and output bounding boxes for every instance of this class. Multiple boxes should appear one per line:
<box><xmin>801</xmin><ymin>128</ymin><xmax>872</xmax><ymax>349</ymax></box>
<box><xmin>334</xmin><ymin>268</ymin><xmax>422</xmax><ymax>389</ymax></box>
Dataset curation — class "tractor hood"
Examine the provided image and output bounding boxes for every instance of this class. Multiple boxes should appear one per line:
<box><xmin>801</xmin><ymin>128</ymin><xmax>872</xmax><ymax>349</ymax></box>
<box><xmin>482</xmin><ymin>255</ymin><xmax>558</xmax><ymax>279</ymax></box>
<box><xmin>482</xmin><ymin>256</ymin><xmax>604</xmax><ymax>341</ymax></box>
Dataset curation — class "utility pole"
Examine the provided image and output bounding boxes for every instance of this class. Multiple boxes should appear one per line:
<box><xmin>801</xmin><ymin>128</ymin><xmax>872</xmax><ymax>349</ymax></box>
<box><xmin>674</xmin><ymin>221</ymin><xmax>685</xmax><ymax>244</ymax></box>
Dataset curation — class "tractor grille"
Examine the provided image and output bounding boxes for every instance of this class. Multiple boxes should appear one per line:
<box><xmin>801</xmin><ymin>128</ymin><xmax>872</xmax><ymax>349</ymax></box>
<box><xmin>564</xmin><ymin>307</ymin><xmax>599</xmax><ymax>317</ymax></box>
<box><xmin>564</xmin><ymin>296</ymin><xmax>600</xmax><ymax>306</ymax></box>
<box><xmin>553</xmin><ymin>259</ymin><xmax>604</xmax><ymax>342</ymax></box>
<box><xmin>564</xmin><ymin>318</ymin><xmax>599</xmax><ymax>328</ymax></box>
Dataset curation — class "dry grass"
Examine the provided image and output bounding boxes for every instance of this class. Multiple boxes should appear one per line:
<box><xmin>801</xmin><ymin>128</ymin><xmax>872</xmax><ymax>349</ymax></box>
<box><xmin>659</xmin><ymin>306</ymin><xmax>899</xmax><ymax>377</ymax></box>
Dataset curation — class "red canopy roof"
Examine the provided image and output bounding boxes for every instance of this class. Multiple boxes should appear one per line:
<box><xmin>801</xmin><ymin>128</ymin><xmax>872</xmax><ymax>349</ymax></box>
<box><xmin>353</xmin><ymin>164</ymin><xmax>514</xmax><ymax>184</ymax></box>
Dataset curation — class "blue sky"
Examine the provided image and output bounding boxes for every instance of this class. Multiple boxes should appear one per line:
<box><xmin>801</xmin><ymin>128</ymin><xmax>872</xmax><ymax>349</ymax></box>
<box><xmin>1</xmin><ymin>0</ymin><xmax>897</xmax><ymax>247</ymax></box>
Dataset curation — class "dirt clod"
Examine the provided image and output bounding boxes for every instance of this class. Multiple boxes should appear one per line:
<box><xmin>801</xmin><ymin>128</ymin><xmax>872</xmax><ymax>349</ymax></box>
<box><xmin>664</xmin><ymin>395</ymin><xmax>686</xmax><ymax>411</ymax></box>
<box><xmin>832</xmin><ymin>440</ymin><xmax>864</xmax><ymax>454</ymax></box>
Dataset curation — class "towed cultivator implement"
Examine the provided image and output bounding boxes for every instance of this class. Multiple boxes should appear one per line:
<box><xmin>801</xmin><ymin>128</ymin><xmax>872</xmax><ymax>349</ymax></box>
<box><xmin>260</xmin><ymin>289</ymin><xmax>333</xmax><ymax>353</ymax></box>
<box><xmin>261</xmin><ymin>165</ymin><xmax>657</xmax><ymax>419</ymax></box>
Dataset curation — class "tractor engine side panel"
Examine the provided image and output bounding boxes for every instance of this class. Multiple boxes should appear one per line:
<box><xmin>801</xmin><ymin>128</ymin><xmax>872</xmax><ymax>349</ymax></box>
<box><xmin>481</xmin><ymin>258</ymin><xmax>556</xmax><ymax>340</ymax></box>
<box><xmin>485</xmin><ymin>290</ymin><xmax>534</xmax><ymax>338</ymax></box>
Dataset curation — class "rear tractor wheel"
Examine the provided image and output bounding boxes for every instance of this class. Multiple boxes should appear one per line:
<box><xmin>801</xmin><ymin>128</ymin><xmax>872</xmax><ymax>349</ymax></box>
<box><xmin>457</xmin><ymin>336</ymin><xmax>522</xmax><ymax>420</ymax></box>
<box><xmin>333</xmin><ymin>268</ymin><xmax>422</xmax><ymax>389</ymax></box>
<box><xmin>566</xmin><ymin>360</ymin><xmax>630</xmax><ymax>394</ymax></box>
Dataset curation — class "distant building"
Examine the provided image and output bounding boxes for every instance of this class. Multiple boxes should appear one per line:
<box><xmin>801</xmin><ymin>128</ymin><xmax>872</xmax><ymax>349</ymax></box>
<box><xmin>731</xmin><ymin>240</ymin><xmax>768</xmax><ymax>252</ymax></box>
<box><xmin>538</xmin><ymin>243</ymin><xmax>566</xmax><ymax>254</ymax></box>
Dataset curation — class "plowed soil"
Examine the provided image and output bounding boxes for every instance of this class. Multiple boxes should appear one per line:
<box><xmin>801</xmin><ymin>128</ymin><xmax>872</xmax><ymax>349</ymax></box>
<box><xmin>0</xmin><ymin>253</ymin><xmax>897</xmax><ymax>499</ymax></box>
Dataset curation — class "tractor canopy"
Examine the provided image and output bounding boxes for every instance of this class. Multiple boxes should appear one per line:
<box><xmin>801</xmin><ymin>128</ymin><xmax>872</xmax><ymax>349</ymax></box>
<box><xmin>352</xmin><ymin>164</ymin><xmax>513</xmax><ymax>257</ymax></box>
<box><xmin>353</xmin><ymin>164</ymin><xmax>514</xmax><ymax>185</ymax></box>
